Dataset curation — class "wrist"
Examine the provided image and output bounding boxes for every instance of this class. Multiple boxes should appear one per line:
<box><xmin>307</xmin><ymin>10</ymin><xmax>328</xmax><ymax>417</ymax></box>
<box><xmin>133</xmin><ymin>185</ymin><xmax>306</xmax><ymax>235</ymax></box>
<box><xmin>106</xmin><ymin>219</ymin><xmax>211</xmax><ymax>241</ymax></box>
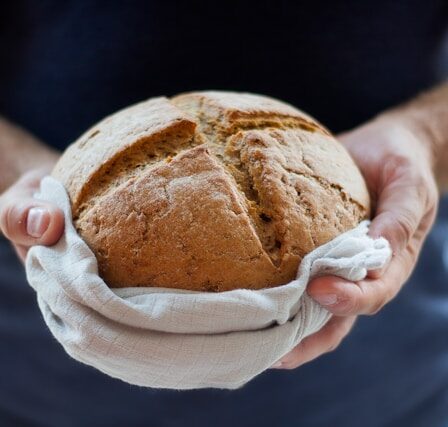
<box><xmin>0</xmin><ymin>151</ymin><xmax>59</xmax><ymax>195</ymax></box>
<box><xmin>373</xmin><ymin>110</ymin><xmax>436</xmax><ymax>169</ymax></box>
<box><xmin>373</xmin><ymin>83</ymin><xmax>448</xmax><ymax>192</ymax></box>
<box><xmin>0</xmin><ymin>118</ymin><xmax>60</xmax><ymax>193</ymax></box>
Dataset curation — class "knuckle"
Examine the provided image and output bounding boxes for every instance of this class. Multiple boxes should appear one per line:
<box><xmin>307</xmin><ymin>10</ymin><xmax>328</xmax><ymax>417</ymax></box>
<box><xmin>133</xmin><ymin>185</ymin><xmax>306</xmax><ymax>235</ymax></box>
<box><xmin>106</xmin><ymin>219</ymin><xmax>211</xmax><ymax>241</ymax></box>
<box><xmin>338</xmin><ymin>286</ymin><xmax>364</xmax><ymax>314</ymax></box>
<box><xmin>340</xmin><ymin>297</ymin><xmax>359</xmax><ymax>315</ymax></box>
<box><xmin>366</xmin><ymin>282</ymin><xmax>390</xmax><ymax>315</ymax></box>
<box><xmin>385</xmin><ymin>154</ymin><xmax>412</xmax><ymax>173</ymax></box>
<box><xmin>382</xmin><ymin>154</ymin><xmax>413</xmax><ymax>183</ymax></box>
<box><xmin>406</xmin><ymin>165</ymin><xmax>438</xmax><ymax>208</ymax></box>
<box><xmin>387</xmin><ymin>214</ymin><xmax>415</xmax><ymax>252</ymax></box>
<box><xmin>396</xmin><ymin>216</ymin><xmax>415</xmax><ymax>244</ymax></box>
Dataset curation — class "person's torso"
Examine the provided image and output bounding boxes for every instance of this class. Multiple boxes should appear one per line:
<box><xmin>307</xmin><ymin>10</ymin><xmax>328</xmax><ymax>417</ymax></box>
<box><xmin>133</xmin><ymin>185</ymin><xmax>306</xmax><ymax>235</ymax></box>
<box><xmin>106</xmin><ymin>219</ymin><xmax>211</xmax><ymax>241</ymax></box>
<box><xmin>1</xmin><ymin>2</ymin><xmax>448</xmax><ymax>426</ymax></box>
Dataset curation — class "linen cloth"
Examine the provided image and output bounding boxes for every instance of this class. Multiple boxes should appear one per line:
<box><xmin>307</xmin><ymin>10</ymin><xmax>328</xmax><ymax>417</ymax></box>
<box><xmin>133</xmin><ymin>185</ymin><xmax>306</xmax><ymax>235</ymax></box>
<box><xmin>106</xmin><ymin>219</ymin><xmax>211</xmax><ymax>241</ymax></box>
<box><xmin>26</xmin><ymin>176</ymin><xmax>391</xmax><ymax>389</ymax></box>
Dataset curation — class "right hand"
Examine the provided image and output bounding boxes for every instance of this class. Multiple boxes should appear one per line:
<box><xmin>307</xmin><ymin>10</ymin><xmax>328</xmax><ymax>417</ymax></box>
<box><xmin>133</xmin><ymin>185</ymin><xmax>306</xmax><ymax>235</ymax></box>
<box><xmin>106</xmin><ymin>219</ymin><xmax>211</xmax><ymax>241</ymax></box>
<box><xmin>0</xmin><ymin>168</ymin><xmax>64</xmax><ymax>262</ymax></box>
<box><xmin>272</xmin><ymin>117</ymin><xmax>438</xmax><ymax>370</ymax></box>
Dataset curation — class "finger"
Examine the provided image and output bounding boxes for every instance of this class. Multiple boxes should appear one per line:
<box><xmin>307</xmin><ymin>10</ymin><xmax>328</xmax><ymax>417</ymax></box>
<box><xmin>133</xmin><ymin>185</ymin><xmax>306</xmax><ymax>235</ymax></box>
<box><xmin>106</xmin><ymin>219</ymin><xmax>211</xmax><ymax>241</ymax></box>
<box><xmin>307</xmin><ymin>240</ymin><xmax>420</xmax><ymax>316</ymax></box>
<box><xmin>0</xmin><ymin>196</ymin><xmax>64</xmax><ymax>247</ymax></box>
<box><xmin>368</xmin><ymin>195</ymin><xmax>437</xmax><ymax>279</ymax></box>
<box><xmin>368</xmin><ymin>161</ymin><xmax>427</xmax><ymax>255</ymax></box>
<box><xmin>271</xmin><ymin>316</ymin><xmax>356</xmax><ymax>369</ymax></box>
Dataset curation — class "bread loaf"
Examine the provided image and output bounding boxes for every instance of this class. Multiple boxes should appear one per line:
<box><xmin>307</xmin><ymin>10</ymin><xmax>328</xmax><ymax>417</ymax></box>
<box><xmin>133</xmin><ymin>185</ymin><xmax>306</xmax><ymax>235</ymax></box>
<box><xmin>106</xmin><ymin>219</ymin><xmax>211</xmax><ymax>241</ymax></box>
<box><xmin>52</xmin><ymin>91</ymin><xmax>370</xmax><ymax>291</ymax></box>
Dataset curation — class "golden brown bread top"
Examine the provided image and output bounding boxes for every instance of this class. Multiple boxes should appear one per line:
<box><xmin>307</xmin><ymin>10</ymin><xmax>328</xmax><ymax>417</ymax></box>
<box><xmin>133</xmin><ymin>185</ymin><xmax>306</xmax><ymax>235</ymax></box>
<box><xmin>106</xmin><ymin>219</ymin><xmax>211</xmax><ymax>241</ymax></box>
<box><xmin>53</xmin><ymin>91</ymin><xmax>370</xmax><ymax>291</ymax></box>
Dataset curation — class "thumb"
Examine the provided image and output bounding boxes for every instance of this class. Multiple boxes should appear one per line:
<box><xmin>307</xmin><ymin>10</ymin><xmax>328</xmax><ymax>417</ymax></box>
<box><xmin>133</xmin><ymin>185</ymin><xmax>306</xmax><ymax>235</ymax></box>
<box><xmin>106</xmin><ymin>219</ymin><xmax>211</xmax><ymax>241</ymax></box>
<box><xmin>0</xmin><ymin>196</ymin><xmax>64</xmax><ymax>247</ymax></box>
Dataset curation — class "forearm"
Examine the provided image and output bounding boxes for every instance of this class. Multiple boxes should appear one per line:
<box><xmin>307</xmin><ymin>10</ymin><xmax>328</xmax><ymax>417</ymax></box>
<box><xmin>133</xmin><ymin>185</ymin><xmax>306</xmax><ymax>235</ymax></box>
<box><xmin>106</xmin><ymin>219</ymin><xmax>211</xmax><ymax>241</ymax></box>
<box><xmin>376</xmin><ymin>81</ymin><xmax>448</xmax><ymax>191</ymax></box>
<box><xmin>0</xmin><ymin>117</ymin><xmax>60</xmax><ymax>194</ymax></box>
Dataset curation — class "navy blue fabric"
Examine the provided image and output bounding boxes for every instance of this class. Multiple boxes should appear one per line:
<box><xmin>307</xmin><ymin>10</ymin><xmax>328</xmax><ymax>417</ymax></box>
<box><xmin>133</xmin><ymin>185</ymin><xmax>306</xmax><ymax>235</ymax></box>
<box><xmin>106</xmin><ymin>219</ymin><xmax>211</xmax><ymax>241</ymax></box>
<box><xmin>0</xmin><ymin>1</ymin><xmax>448</xmax><ymax>426</ymax></box>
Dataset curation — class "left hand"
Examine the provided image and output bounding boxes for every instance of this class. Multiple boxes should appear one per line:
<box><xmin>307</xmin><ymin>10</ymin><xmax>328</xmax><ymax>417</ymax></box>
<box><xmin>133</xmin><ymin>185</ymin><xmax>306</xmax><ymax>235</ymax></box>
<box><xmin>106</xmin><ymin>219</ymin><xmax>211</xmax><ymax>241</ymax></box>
<box><xmin>272</xmin><ymin>116</ymin><xmax>439</xmax><ymax>369</ymax></box>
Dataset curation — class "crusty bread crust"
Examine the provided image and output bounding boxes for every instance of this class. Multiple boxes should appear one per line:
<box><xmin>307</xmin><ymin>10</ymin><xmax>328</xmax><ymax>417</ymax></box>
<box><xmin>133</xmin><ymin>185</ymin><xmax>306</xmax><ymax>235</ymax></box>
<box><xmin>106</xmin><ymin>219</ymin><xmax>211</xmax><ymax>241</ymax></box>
<box><xmin>53</xmin><ymin>91</ymin><xmax>370</xmax><ymax>291</ymax></box>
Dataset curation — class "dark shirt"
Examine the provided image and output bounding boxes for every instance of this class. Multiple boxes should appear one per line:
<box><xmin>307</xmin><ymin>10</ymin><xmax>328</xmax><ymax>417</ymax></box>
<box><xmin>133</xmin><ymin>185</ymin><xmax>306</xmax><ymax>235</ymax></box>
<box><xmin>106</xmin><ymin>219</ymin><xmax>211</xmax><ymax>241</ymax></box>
<box><xmin>0</xmin><ymin>1</ymin><xmax>448</xmax><ymax>426</ymax></box>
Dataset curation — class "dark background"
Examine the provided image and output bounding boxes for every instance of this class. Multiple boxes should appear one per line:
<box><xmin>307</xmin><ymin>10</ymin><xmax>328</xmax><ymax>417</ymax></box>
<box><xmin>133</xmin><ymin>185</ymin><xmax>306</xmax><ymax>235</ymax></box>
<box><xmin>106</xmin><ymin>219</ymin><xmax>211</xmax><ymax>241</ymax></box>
<box><xmin>0</xmin><ymin>1</ymin><xmax>448</xmax><ymax>426</ymax></box>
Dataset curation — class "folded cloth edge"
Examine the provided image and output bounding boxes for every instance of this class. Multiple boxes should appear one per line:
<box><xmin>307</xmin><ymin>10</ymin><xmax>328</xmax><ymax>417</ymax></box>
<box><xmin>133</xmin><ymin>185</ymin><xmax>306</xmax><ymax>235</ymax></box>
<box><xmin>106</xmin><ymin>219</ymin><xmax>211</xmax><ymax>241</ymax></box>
<box><xmin>25</xmin><ymin>176</ymin><xmax>391</xmax><ymax>390</ymax></box>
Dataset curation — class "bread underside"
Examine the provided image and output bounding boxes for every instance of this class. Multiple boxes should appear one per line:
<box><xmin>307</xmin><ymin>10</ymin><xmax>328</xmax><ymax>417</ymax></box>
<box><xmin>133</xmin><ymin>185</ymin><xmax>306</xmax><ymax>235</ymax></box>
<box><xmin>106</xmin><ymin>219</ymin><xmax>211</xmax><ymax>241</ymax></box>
<box><xmin>52</xmin><ymin>92</ymin><xmax>370</xmax><ymax>291</ymax></box>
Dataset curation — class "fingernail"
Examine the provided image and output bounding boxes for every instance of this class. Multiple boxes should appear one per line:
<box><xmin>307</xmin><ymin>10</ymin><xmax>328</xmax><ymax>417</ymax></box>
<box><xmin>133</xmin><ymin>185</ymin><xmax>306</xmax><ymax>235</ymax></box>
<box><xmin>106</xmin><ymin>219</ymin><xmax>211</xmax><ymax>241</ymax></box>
<box><xmin>313</xmin><ymin>294</ymin><xmax>338</xmax><ymax>306</ymax></box>
<box><xmin>27</xmin><ymin>207</ymin><xmax>50</xmax><ymax>238</ymax></box>
<box><xmin>270</xmin><ymin>361</ymin><xmax>284</xmax><ymax>369</ymax></box>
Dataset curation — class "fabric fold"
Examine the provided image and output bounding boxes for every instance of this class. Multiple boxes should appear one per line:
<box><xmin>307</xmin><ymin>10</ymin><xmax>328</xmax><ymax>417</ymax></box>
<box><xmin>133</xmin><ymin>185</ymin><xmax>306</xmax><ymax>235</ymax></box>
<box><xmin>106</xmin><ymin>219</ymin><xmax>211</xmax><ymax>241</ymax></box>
<box><xmin>26</xmin><ymin>176</ymin><xmax>391</xmax><ymax>390</ymax></box>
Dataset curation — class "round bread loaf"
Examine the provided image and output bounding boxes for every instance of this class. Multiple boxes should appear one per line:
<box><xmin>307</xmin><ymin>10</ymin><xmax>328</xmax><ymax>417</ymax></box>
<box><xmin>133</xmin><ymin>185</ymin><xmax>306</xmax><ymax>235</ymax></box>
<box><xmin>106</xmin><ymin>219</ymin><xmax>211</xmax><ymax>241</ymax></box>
<box><xmin>52</xmin><ymin>91</ymin><xmax>370</xmax><ymax>291</ymax></box>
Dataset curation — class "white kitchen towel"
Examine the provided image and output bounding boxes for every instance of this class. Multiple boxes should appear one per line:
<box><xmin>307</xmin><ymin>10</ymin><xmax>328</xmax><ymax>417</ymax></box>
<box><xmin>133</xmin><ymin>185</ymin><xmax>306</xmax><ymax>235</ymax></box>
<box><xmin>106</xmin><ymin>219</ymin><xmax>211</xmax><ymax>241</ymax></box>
<box><xmin>26</xmin><ymin>176</ymin><xmax>391</xmax><ymax>390</ymax></box>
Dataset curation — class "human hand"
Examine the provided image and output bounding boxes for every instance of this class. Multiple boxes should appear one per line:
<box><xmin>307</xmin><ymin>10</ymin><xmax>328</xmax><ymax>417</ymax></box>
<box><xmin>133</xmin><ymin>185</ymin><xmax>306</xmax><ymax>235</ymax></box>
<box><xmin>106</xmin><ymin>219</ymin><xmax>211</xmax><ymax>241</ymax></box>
<box><xmin>0</xmin><ymin>168</ymin><xmax>64</xmax><ymax>262</ymax></box>
<box><xmin>272</xmin><ymin>117</ymin><xmax>439</xmax><ymax>369</ymax></box>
